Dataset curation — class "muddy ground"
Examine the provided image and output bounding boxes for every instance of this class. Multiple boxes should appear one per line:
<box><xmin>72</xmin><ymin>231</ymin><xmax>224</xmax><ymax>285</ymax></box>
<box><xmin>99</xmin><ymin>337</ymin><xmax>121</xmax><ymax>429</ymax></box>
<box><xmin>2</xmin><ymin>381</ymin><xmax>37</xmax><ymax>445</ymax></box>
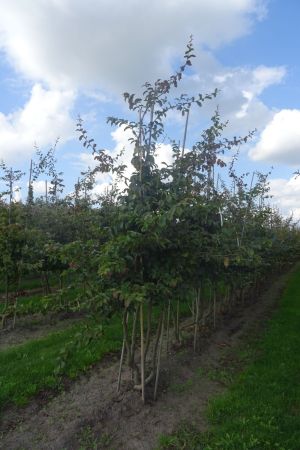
<box><xmin>0</xmin><ymin>270</ymin><xmax>291</xmax><ymax>450</ymax></box>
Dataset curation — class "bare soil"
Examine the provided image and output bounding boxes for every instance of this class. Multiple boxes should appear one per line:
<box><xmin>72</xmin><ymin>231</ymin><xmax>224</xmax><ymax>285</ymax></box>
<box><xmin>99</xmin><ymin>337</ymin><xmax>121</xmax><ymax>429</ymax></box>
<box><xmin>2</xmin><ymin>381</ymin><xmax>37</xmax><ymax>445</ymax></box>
<box><xmin>0</xmin><ymin>269</ymin><xmax>291</xmax><ymax>450</ymax></box>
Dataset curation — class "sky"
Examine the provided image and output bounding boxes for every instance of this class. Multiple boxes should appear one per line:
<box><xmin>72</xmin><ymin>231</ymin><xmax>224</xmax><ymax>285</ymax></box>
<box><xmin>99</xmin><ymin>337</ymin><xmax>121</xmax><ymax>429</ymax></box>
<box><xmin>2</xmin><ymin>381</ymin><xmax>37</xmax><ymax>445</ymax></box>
<box><xmin>0</xmin><ymin>0</ymin><xmax>299</xmax><ymax>218</ymax></box>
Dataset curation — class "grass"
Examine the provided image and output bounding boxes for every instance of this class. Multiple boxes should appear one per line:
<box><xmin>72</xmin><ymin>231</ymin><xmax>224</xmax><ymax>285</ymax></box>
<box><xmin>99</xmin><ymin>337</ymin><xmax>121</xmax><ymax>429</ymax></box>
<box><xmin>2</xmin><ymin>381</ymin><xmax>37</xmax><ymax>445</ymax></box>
<box><xmin>0</xmin><ymin>277</ymin><xmax>41</xmax><ymax>294</ymax></box>
<box><xmin>77</xmin><ymin>426</ymin><xmax>114</xmax><ymax>450</ymax></box>
<box><xmin>0</xmin><ymin>285</ymin><xmax>85</xmax><ymax>316</ymax></box>
<box><xmin>159</xmin><ymin>266</ymin><xmax>300</xmax><ymax>450</ymax></box>
<box><xmin>0</xmin><ymin>296</ymin><xmax>191</xmax><ymax>413</ymax></box>
<box><xmin>0</xmin><ymin>273</ymin><xmax>59</xmax><ymax>295</ymax></box>
<box><xmin>0</xmin><ymin>293</ymin><xmax>51</xmax><ymax>315</ymax></box>
<box><xmin>0</xmin><ymin>317</ymin><xmax>123</xmax><ymax>412</ymax></box>
<box><xmin>196</xmin><ymin>366</ymin><xmax>236</xmax><ymax>387</ymax></box>
<box><xmin>170</xmin><ymin>378</ymin><xmax>194</xmax><ymax>394</ymax></box>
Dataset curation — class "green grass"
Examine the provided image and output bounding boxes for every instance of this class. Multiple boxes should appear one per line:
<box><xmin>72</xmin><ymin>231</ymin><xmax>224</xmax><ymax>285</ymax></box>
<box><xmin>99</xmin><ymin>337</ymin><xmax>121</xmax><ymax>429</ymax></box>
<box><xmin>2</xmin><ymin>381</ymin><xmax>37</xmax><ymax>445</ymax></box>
<box><xmin>0</xmin><ymin>296</ymin><xmax>192</xmax><ymax>413</ymax></box>
<box><xmin>0</xmin><ymin>286</ymin><xmax>85</xmax><ymax>316</ymax></box>
<box><xmin>0</xmin><ymin>317</ymin><xmax>123</xmax><ymax>412</ymax></box>
<box><xmin>0</xmin><ymin>293</ymin><xmax>50</xmax><ymax>315</ymax></box>
<box><xmin>0</xmin><ymin>277</ymin><xmax>41</xmax><ymax>294</ymax></box>
<box><xmin>159</xmin><ymin>267</ymin><xmax>300</xmax><ymax>450</ymax></box>
<box><xmin>0</xmin><ymin>274</ymin><xmax>60</xmax><ymax>294</ymax></box>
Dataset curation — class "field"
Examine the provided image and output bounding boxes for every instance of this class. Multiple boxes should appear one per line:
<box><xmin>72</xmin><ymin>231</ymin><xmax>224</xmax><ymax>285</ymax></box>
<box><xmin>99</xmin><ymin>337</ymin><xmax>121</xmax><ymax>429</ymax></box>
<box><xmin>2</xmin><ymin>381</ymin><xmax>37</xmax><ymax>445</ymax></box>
<box><xmin>0</xmin><ymin>266</ymin><xmax>299</xmax><ymax>449</ymax></box>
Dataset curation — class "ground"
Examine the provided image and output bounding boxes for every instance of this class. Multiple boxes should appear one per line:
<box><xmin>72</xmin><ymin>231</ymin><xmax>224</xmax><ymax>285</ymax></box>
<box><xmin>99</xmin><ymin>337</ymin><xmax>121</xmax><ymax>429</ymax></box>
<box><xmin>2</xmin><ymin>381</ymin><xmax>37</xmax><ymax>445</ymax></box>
<box><xmin>0</xmin><ymin>270</ymin><xmax>291</xmax><ymax>450</ymax></box>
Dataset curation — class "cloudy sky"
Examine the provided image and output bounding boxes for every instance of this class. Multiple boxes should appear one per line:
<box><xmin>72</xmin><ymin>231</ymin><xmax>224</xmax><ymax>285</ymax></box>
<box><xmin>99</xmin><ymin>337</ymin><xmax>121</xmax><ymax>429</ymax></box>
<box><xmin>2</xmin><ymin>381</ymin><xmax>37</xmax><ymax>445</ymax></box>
<box><xmin>0</xmin><ymin>0</ymin><xmax>299</xmax><ymax>217</ymax></box>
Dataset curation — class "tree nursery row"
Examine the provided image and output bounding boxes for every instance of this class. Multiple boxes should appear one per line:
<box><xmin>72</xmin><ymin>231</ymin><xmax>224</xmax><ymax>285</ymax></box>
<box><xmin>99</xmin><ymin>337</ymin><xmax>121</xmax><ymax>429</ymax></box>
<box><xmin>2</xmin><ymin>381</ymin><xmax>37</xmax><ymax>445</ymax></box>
<box><xmin>1</xmin><ymin>40</ymin><xmax>299</xmax><ymax>402</ymax></box>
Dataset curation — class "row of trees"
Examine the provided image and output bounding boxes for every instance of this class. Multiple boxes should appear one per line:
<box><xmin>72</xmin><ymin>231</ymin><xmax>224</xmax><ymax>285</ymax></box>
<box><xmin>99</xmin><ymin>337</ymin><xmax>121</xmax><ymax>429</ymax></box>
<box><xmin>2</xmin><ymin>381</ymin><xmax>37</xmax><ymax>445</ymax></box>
<box><xmin>1</xmin><ymin>39</ymin><xmax>299</xmax><ymax>401</ymax></box>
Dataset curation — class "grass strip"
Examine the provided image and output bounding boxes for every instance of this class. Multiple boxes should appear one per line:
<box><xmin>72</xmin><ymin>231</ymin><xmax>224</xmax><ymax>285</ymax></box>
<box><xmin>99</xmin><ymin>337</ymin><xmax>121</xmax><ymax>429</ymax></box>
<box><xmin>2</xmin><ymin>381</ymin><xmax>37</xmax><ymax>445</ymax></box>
<box><xmin>0</xmin><ymin>286</ymin><xmax>84</xmax><ymax>315</ymax></box>
<box><xmin>0</xmin><ymin>297</ymin><xmax>191</xmax><ymax>413</ymax></box>
<box><xmin>159</xmin><ymin>267</ymin><xmax>300</xmax><ymax>450</ymax></box>
<box><xmin>0</xmin><ymin>274</ymin><xmax>60</xmax><ymax>295</ymax></box>
<box><xmin>0</xmin><ymin>317</ymin><xmax>123</xmax><ymax>412</ymax></box>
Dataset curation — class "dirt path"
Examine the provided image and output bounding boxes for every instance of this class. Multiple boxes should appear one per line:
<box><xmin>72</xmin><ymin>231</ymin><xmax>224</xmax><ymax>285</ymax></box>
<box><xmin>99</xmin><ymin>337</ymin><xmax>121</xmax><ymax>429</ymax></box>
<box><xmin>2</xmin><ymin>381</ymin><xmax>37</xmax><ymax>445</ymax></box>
<box><xmin>0</xmin><ymin>270</ymin><xmax>291</xmax><ymax>450</ymax></box>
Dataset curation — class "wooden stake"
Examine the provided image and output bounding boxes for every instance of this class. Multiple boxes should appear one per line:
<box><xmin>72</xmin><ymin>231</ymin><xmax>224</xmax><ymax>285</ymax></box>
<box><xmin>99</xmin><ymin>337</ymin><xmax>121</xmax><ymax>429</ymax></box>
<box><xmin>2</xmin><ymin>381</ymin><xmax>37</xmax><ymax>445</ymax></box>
<box><xmin>12</xmin><ymin>298</ymin><xmax>18</xmax><ymax>329</ymax></box>
<box><xmin>140</xmin><ymin>303</ymin><xmax>145</xmax><ymax>403</ymax></box>
<box><xmin>166</xmin><ymin>299</ymin><xmax>171</xmax><ymax>354</ymax></box>
<box><xmin>193</xmin><ymin>286</ymin><xmax>201</xmax><ymax>352</ymax></box>
<box><xmin>181</xmin><ymin>108</ymin><xmax>190</xmax><ymax>157</ymax></box>
<box><xmin>154</xmin><ymin>310</ymin><xmax>165</xmax><ymax>401</ymax></box>
<box><xmin>213</xmin><ymin>288</ymin><xmax>216</xmax><ymax>328</ymax></box>
<box><xmin>117</xmin><ymin>337</ymin><xmax>126</xmax><ymax>393</ymax></box>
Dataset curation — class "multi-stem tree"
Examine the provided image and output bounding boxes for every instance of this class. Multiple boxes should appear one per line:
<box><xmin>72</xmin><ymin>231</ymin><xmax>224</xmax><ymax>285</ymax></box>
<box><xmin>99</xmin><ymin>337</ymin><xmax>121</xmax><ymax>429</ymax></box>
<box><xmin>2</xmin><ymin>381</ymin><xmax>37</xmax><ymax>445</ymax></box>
<box><xmin>78</xmin><ymin>38</ymin><xmax>283</xmax><ymax>402</ymax></box>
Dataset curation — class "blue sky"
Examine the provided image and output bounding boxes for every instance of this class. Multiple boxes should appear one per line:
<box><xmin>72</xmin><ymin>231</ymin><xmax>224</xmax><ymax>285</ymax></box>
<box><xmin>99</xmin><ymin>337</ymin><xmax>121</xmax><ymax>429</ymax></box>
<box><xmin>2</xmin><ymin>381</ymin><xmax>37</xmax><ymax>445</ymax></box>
<box><xmin>216</xmin><ymin>0</ymin><xmax>300</xmax><ymax>109</ymax></box>
<box><xmin>0</xmin><ymin>0</ymin><xmax>299</xmax><ymax>217</ymax></box>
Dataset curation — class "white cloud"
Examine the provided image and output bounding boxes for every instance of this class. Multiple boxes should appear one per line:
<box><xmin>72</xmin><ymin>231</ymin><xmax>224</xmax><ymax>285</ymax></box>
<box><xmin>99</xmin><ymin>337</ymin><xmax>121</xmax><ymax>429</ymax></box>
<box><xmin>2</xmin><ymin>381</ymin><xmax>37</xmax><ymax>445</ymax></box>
<box><xmin>0</xmin><ymin>0</ymin><xmax>288</xmax><ymax>181</ymax></box>
<box><xmin>252</xmin><ymin>66</ymin><xmax>286</xmax><ymax>93</ymax></box>
<box><xmin>76</xmin><ymin>152</ymin><xmax>97</xmax><ymax>170</ymax></box>
<box><xmin>32</xmin><ymin>180</ymin><xmax>47</xmax><ymax>197</ymax></box>
<box><xmin>0</xmin><ymin>84</ymin><xmax>75</xmax><ymax>164</ymax></box>
<box><xmin>249</xmin><ymin>109</ymin><xmax>300</xmax><ymax>165</ymax></box>
<box><xmin>155</xmin><ymin>144</ymin><xmax>174</xmax><ymax>167</ymax></box>
<box><xmin>0</xmin><ymin>0</ymin><xmax>267</xmax><ymax>92</ymax></box>
<box><xmin>0</xmin><ymin>0</ymin><xmax>284</xmax><ymax>171</ymax></box>
<box><xmin>188</xmin><ymin>62</ymin><xmax>286</xmax><ymax>135</ymax></box>
<box><xmin>234</xmin><ymin>66</ymin><xmax>285</xmax><ymax>120</ymax></box>
<box><xmin>269</xmin><ymin>175</ymin><xmax>300</xmax><ymax>220</ymax></box>
<box><xmin>13</xmin><ymin>185</ymin><xmax>22</xmax><ymax>202</ymax></box>
<box><xmin>92</xmin><ymin>182</ymin><xmax>112</xmax><ymax>198</ymax></box>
